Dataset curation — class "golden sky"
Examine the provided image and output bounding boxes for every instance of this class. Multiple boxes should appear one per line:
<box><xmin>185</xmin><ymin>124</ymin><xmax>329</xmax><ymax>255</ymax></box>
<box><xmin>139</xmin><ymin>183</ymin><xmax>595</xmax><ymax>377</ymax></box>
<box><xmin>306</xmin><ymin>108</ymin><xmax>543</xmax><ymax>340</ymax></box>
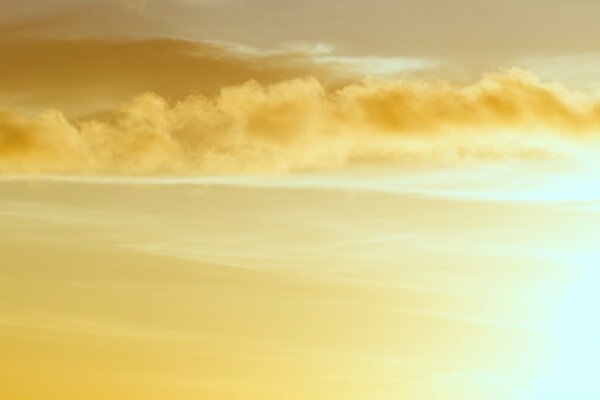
<box><xmin>1</xmin><ymin>1</ymin><xmax>600</xmax><ymax>400</ymax></box>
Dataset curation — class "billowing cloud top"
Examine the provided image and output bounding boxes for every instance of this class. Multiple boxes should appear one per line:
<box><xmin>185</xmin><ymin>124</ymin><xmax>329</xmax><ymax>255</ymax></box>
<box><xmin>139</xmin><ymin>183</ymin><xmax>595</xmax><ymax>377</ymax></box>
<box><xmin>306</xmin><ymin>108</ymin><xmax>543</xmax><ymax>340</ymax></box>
<box><xmin>1</xmin><ymin>68</ymin><xmax>600</xmax><ymax>175</ymax></box>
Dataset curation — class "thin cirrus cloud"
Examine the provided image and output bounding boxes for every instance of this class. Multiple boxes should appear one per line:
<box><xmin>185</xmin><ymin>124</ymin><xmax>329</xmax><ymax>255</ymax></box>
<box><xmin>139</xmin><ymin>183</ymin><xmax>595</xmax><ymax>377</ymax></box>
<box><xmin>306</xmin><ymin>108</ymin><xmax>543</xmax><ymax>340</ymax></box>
<box><xmin>0</xmin><ymin>38</ymin><xmax>344</xmax><ymax>116</ymax></box>
<box><xmin>6</xmin><ymin>0</ymin><xmax>600</xmax><ymax>88</ymax></box>
<box><xmin>1</xmin><ymin>69</ymin><xmax>600</xmax><ymax>175</ymax></box>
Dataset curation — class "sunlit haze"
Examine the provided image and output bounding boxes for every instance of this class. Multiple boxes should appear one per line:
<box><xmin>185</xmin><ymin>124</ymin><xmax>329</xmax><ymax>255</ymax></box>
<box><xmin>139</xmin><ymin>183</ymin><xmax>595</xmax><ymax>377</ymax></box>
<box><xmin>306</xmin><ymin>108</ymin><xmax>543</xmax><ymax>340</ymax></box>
<box><xmin>1</xmin><ymin>1</ymin><xmax>599</xmax><ymax>399</ymax></box>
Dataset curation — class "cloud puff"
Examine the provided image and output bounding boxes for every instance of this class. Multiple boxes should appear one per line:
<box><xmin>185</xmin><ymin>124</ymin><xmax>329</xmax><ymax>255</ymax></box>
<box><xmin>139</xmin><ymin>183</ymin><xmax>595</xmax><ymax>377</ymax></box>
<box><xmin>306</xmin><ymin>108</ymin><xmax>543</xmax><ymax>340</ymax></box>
<box><xmin>1</xmin><ymin>69</ymin><xmax>600</xmax><ymax>175</ymax></box>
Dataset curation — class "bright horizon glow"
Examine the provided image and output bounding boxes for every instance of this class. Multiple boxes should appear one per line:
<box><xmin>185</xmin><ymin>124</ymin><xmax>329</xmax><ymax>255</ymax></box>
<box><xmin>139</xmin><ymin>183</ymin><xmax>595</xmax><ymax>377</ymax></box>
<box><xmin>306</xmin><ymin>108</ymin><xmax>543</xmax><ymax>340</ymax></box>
<box><xmin>525</xmin><ymin>253</ymin><xmax>600</xmax><ymax>399</ymax></box>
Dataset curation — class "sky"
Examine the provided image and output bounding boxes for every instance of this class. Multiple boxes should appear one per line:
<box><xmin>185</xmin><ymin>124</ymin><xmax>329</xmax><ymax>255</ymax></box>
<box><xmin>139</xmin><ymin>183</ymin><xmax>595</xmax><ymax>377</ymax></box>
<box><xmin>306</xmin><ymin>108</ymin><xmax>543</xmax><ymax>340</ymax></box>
<box><xmin>1</xmin><ymin>1</ymin><xmax>600</xmax><ymax>399</ymax></box>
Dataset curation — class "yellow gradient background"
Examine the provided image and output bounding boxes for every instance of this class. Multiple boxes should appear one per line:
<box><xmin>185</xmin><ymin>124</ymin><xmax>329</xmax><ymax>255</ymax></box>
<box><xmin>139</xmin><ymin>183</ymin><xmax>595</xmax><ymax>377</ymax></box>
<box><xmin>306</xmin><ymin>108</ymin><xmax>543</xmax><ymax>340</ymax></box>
<box><xmin>2</xmin><ymin>1</ymin><xmax>600</xmax><ymax>399</ymax></box>
<box><xmin>2</xmin><ymin>171</ymin><xmax>599</xmax><ymax>399</ymax></box>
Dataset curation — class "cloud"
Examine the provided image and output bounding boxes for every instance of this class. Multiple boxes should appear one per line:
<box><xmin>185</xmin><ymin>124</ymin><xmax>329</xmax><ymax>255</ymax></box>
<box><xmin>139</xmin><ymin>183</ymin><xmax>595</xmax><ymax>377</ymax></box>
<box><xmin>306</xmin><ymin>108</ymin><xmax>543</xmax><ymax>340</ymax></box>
<box><xmin>1</xmin><ymin>69</ymin><xmax>600</xmax><ymax>175</ymax></box>
<box><xmin>118</xmin><ymin>0</ymin><xmax>149</xmax><ymax>13</ymax></box>
<box><xmin>0</xmin><ymin>0</ymin><xmax>152</xmax><ymax>39</ymax></box>
<box><xmin>0</xmin><ymin>38</ymin><xmax>344</xmax><ymax>117</ymax></box>
<box><xmin>0</xmin><ymin>10</ymin><xmax>78</xmax><ymax>37</ymax></box>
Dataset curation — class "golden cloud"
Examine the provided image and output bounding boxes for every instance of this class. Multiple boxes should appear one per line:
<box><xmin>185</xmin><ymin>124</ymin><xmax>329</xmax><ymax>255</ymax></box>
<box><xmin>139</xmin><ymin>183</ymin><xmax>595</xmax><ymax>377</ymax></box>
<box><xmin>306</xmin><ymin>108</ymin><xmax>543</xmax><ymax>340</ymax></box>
<box><xmin>1</xmin><ymin>69</ymin><xmax>599</xmax><ymax>175</ymax></box>
<box><xmin>0</xmin><ymin>38</ymin><xmax>345</xmax><ymax>117</ymax></box>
